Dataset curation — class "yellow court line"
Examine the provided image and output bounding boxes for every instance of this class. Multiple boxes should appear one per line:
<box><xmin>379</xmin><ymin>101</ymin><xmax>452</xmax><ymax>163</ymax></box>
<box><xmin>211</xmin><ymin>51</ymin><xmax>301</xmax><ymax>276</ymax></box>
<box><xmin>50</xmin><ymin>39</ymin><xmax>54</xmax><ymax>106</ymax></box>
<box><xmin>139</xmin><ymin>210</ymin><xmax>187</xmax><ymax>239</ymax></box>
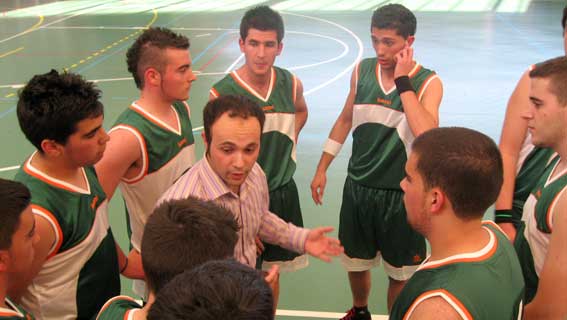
<box><xmin>0</xmin><ymin>47</ymin><xmax>24</xmax><ymax>59</ymax></box>
<box><xmin>0</xmin><ymin>14</ymin><xmax>44</xmax><ymax>45</ymax></box>
<box><xmin>63</xmin><ymin>9</ymin><xmax>158</xmax><ymax>71</ymax></box>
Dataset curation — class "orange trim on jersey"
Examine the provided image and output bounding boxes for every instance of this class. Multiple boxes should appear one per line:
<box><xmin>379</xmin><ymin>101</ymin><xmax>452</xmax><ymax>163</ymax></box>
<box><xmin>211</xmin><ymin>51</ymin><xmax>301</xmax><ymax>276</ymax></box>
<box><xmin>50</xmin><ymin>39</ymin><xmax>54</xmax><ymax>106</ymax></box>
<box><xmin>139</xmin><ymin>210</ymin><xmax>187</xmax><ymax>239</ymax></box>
<box><xmin>420</xmin><ymin>229</ymin><xmax>498</xmax><ymax>270</ymax></box>
<box><xmin>230</xmin><ymin>68</ymin><xmax>276</xmax><ymax>102</ymax></box>
<box><xmin>95</xmin><ymin>295</ymin><xmax>138</xmax><ymax>320</ymax></box>
<box><xmin>23</xmin><ymin>161</ymin><xmax>82</xmax><ymax>194</ymax></box>
<box><xmin>210</xmin><ymin>87</ymin><xmax>220</xmax><ymax>99</ymax></box>
<box><xmin>129</xmin><ymin>104</ymin><xmax>181</xmax><ymax>134</ymax></box>
<box><xmin>403</xmin><ymin>289</ymin><xmax>473</xmax><ymax>320</ymax></box>
<box><xmin>416</xmin><ymin>73</ymin><xmax>437</xmax><ymax>101</ymax></box>
<box><xmin>32</xmin><ymin>204</ymin><xmax>64</xmax><ymax>259</ymax></box>
<box><xmin>111</xmin><ymin>125</ymin><xmax>149</xmax><ymax>184</ymax></box>
<box><xmin>408</xmin><ymin>63</ymin><xmax>422</xmax><ymax>78</ymax></box>
<box><xmin>546</xmin><ymin>189</ymin><xmax>566</xmax><ymax>233</ymax></box>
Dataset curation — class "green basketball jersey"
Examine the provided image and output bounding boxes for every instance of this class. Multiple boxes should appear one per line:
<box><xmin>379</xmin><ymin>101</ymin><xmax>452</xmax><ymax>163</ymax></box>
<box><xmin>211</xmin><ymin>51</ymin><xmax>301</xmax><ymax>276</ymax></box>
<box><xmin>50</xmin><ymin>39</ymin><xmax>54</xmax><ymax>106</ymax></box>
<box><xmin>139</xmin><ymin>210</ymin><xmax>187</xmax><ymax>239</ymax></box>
<box><xmin>513</xmin><ymin>136</ymin><xmax>555</xmax><ymax>212</ymax></box>
<box><xmin>211</xmin><ymin>67</ymin><xmax>297</xmax><ymax>191</ymax></box>
<box><xmin>14</xmin><ymin>155</ymin><xmax>120</xmax><ymax>320</ymax></box>
<box><xmin>95</xmin><ymin>296</ymin><xmax>142</xmax><ymax>320</ymax></box>
<box><xmin>390</xmin><ymin>222</ymin><xmax>524</xmax><ymax>320</ymax></box>
<box><xmin>0</xmin><ymin>298</ymin><xmax>34</xmax><ymax>320</ymax></box>
<box><xmin>111</xmin><ymin>101</ymin><xmax>195</xmax><ymax>253</ymax></box>
<box><xmin>350</xmin><ymin>58</ymin><xmax>438</xmax><ymax>189</ymax></box>
<box><xmin>515</xmin><ymin>155</ymin><xmax>567</xmax><ymax>303</ymax></box>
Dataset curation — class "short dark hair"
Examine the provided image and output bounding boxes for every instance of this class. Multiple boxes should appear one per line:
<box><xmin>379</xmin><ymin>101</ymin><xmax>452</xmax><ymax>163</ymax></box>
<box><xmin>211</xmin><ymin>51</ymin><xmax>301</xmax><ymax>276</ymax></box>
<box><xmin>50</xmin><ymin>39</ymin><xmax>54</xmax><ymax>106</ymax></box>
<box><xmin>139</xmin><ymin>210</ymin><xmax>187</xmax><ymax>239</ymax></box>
<box><xmin>203</xmin><ymin>95</ymin><xmax>265</xmax><ymax>146</ymax></box>
<box><xmin>530</xmin><ymin>56</ymin><xmax>567</xmax><ymax>106</ymax></box>
<box><xmin>141</xmin><ymin>197</ymin><xmax>239</xmax><ymax>294</ymax></box>
<box><xmin>17</xmin><ymin>69</ymin><xmax>103</xmax><ymax>151</ymax></box>
<box><xmin>126</xmin><ymin>27</ymin><xmax>190</xmax><ymax>89</ymax></box>
<box><xmin>371</xmin><ymin>4</ymin><xmax>417</xmax><ymax>38</ymax></box>
<box><xmin>240</xmin><ymin>5</ymin><xmax>284</xmax><ymax>43</ymax></box>
<box><xmin>147</xmin><ymin>259</ymin><xmax>274</xmax><ymax>320</ymax></box>
<box><xmin>0</xmin><ymin>178</ymin><xmax>31</xmax><ymax>250</ymax></box>
<box><xmin>411</xmin><ymin>127</ymin><xmax>503</xmax><ymax>219</ymax></box>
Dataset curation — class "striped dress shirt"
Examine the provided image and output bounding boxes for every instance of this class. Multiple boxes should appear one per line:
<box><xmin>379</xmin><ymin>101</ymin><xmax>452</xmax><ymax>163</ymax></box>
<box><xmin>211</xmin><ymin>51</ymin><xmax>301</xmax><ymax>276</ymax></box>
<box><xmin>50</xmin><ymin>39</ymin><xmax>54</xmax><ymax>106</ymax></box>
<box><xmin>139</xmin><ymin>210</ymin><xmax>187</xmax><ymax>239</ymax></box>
<box><xmin>158</xmin><ymin>158</ymin><xmax>309</xmax><ymax>267</ymax></box>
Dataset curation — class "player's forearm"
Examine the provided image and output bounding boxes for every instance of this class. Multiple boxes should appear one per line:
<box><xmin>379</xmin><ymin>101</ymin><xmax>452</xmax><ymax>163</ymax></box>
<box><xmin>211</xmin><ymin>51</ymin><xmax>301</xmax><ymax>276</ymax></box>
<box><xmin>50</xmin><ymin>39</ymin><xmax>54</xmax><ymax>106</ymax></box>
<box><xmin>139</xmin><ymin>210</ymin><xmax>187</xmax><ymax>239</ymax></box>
<box><xmin>400</xmin><ymin>91</ymin><xmax>438</xmax><ymax>136</ymax></box>
<box><xmin>494</xmin><ymin>152</ymin><xmax>519</xmax><ymax>210</ymax></box>
<box><xmin>295</xmin><ymin>109</ymin><xmax>308</xmax><ymax>140</ymax></box>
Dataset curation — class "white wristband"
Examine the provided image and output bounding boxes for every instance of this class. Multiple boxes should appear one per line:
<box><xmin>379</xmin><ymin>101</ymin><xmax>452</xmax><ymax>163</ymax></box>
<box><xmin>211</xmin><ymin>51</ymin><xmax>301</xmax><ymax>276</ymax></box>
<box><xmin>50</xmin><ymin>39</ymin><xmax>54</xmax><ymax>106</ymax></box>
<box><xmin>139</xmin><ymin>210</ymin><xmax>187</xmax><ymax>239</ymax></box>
<box><xmin>323</xmin><ymin>138</ymin><xmax>343</xmax><ymax>156</ymax></box>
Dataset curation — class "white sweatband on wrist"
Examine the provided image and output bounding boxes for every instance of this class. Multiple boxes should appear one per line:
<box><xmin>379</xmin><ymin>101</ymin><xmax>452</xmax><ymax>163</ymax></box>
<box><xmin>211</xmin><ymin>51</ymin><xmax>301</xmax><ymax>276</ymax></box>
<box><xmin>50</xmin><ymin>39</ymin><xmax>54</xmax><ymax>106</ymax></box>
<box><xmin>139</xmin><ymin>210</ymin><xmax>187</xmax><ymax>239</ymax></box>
<box><xmin>323</xmin><ymin>138</ymin><xmax>343</xmax><ymax>156</ymax></box>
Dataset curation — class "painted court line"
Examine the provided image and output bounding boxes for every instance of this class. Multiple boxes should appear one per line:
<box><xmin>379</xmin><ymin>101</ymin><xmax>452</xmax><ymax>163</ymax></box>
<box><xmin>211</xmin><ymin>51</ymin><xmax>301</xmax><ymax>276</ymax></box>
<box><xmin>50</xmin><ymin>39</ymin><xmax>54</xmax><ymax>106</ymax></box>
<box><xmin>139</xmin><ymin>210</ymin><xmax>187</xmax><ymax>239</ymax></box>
<box><xmin>276</xmin><ymin>309</ymin><xmax>388</xmax><ymax>319</ymax></box>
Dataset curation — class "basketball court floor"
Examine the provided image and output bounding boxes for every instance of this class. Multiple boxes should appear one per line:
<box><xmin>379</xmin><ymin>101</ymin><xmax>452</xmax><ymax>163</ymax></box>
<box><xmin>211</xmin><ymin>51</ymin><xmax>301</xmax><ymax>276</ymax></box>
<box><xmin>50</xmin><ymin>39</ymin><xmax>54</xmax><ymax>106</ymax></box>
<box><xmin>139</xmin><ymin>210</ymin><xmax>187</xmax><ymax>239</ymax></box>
<box><xmin>0</xmin><ymin>0</ymin><xmax>564</xmax><ymax>318</ymax></box>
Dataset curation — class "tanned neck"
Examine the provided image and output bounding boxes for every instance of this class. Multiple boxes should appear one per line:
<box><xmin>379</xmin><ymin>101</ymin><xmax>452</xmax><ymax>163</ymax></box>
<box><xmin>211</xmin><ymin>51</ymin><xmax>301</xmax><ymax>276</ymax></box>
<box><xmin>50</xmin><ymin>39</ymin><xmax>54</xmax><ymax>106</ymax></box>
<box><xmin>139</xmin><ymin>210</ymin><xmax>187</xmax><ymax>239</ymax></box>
<box><xmin>138</xmin><ymin>90</ymin><xmax>174</xmax><ymax>119</ymax></box>
<box><xmin>237</xmin><ymin>66</ymin><xmax>271</xmax><ymax>91</ymax></box>
<box><xmin>428</xmin><ymin>218</ymin><xmax>487</xmax><ymax>261</ymax></box>
<box><xmin>32</xmin><ymin>152</ymin><xmax>84</xmax><ymax>185</ymax></box>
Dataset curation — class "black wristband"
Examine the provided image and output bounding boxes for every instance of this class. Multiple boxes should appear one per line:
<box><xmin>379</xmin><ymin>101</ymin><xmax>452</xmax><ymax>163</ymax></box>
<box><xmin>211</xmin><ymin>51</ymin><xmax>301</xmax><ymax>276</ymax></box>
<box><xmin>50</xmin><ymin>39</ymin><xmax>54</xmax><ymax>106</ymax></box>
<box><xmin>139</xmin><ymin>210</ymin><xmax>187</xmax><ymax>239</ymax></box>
<box><xmin>494</xmin><ymin>209</ymin><xmax>514</xmax><ymax>224</ymax></box>
<box><xmin>394</xmin><ymin>75</ymin><xmax>414</xmax><ymax>94</ymax></box>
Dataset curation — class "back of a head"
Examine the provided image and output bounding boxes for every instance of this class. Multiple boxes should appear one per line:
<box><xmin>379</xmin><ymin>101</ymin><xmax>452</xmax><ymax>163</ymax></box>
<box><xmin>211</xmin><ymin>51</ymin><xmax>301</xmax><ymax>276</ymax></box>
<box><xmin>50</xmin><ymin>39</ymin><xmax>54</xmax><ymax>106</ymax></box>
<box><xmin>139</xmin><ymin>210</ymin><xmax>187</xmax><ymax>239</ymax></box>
<box><xmin>203</xmin><ymin>95</ymin><xmax>265</xmax><ymax>145</ymax></box>
<box><xmin>0</xmin><ymin>178</ymin><xmax>31</xmax><ymax>251</ymax></box>
<box><xmin>562</xmin><ymin>5</ymin><xmax>566</xmax><ymax>31</ymax></box>
<box><xmin>126</xmin><ymin>27</ymin><xmax>190</xmax><ymax>89</ymax></box>
<box><xmin>141</xmin><ymin>197</ymin><xmax>239</xmax><ymax>294</ymax></box>
<box><xmin>240</xmin><ymin>5</ymin><xmax>284</xmax><ymax>43</ymax></box>
<box><xmin>411</xmin><ymin>127</ymin><xmax>503</xmax><ymax>219</ymax></box>
<box><xmin>371</xmin><ymin>4</ymin><xmax>416</xmax><ymax>38</ymax></box>
<box><xmin>17</xmin><ymin>70</ymin><xmax>103</xmax><ymax>151</ymax></box>
<box><xmin>147</xmin><ymin>259</ymin><xmax>274</xmax><ymax>320</ymax></box>
<box><xmin>529</xmin><ymin>56</ymin><xmax>567</xmax><ymax>106</ymax></box>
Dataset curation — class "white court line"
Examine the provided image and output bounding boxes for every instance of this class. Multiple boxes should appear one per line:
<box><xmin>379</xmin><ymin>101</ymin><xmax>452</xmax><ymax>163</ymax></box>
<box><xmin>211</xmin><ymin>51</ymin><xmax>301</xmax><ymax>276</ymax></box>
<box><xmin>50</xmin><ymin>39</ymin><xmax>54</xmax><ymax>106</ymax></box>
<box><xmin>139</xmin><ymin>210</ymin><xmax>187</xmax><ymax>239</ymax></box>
<box><xmin>277</xmin><ymin>309</ymin><xmax>388</xmax><ymax>319</ymax></box>
<box><xmin>0</xmin><ymin>126</ymin><xmax>205</xmax><ymax>173</ymax></box>
<box><xmin>281</xmin><ymin>11</ymin><xmax>364</xmax><ymax>96</ymax></box>
<box><xmin>0</xmin><ymin>0</ymin><xmax>118</xmax><ymax>45</ymax></box>
<box><xmin>195</xmin><ymin>33</ymin><xmax>211</xmax><ymax>38</ymax></box>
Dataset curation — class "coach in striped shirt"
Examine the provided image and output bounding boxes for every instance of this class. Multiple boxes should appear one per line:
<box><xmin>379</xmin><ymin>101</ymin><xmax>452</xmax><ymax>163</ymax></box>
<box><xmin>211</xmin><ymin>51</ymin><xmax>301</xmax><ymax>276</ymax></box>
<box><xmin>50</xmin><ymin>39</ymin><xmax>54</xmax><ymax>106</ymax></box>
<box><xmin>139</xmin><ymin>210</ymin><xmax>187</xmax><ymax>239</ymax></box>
<box><xmin>159</xmin><ymin>95</ymin><xmax>343</xmax><ymax>272</ymax></box>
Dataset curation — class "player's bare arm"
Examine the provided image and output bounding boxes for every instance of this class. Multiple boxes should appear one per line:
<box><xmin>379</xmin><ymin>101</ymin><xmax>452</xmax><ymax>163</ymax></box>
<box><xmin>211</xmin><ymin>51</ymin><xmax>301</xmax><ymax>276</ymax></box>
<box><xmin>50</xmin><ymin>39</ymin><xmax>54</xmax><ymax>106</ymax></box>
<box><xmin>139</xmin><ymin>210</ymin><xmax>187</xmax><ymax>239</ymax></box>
<box><xmin>310</xmin><ymin>69</ymin><xmax>357</xmax><ymax>205</ymax></box>
<box><xmin>95</xmin><ymin>129</ymin><xmax>143</xmax><ymax>200</ymax></box>
<box><xmin>294</xmin><ymin>77</ymin><xmax>308</xmax><ymax>142</ymax></box>
<box><xmin>408</xmin><ymin>296</ymin><xmax>462</xmax><ymax>320</ymax></box>
<box><xmin>395</xmin><ymin>47</ymin><xmax>443</xmax><ymax>136</ymax></box>
<box><xmin>495</xmin><ymin>71</ymin><xmax>531</xmax><ymax>241</ymax></box>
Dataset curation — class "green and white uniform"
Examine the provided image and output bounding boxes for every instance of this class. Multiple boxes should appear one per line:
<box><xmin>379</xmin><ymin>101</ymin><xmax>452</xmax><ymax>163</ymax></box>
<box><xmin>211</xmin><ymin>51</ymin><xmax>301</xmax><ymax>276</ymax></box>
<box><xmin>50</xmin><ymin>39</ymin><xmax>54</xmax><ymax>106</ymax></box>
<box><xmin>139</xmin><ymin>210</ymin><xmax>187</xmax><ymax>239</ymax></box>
<box><xmin>0</xmin><ymin>298</ymin><xmax>34</xmax><ymax>320</ymax></box>
<box><xmin>515</xmin><ymin>155</ymin><xmax>567</xmax><ymax>303</ymax></box>
<box><xmin>211</xmin><ymin>67</ymin><xmax>306</xmax><ymax>271</ymax></box>
<box><xmin>340</xmin><ymin>58</ymin><xmax>438</xmax><ymax>278</ymax></box>
<box><xmin>390</xmin><ymin>222</ymin><xmax>524</xmax><ymax>320</ymax></box>
<box><xmin>95</xmin><ymin>296</ymin><xmax>142</xmax><ymax>320</ymax></box>
<box><xmin>15</xmin><ymin>153</ymin><xmax>120</xmax><ymax>320</ymax></box>
<box><xmin>507</xmin><ymin>135</ymin><xmax>554</xmax><ymax>224</ymax></box>
<box><xmin>111</xmin><ymin>101</ymin><xmax>195</xmax><ymax>295</ymax></box>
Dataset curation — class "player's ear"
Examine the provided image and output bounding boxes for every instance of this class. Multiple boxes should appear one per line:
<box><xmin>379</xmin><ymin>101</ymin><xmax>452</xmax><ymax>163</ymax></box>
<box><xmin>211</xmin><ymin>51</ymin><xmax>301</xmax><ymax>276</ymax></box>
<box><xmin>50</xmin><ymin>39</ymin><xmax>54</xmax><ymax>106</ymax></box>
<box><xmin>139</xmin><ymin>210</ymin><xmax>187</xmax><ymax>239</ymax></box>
<box><xmin>406</xmin><ymin>35</ymin><xmax>415</xmax><ymax>47</ymax></box>
<box><xmin>277</xmin><ymin>41</ymin><xmax>283</xmax><ymax>56</ymax></box>
<box><xmin>239</xmin><ymin>38</ymin><xmax>245</xmax><ymax>52</ymax></box>
<box><xmin>430</xmin><ymin>188</ymin><xmax>445</xmax><ymax>213</ymax></box>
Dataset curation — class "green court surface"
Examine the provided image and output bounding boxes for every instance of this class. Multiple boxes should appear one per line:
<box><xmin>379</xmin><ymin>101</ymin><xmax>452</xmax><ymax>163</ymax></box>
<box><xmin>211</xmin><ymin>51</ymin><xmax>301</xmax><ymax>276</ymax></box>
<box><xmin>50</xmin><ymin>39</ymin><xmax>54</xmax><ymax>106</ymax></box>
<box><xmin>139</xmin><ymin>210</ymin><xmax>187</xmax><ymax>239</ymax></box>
<box><xmin>0</xmin><ymin>0</ymin><xmax>564</xmax><ymax>318</ymax></box>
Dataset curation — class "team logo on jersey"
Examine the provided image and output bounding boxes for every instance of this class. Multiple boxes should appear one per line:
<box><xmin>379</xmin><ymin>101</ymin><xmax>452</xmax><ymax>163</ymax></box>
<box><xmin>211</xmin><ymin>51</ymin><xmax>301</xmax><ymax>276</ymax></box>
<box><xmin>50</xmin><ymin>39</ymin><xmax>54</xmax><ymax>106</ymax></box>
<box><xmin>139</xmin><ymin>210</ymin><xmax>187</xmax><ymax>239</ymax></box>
<box><xmin>262</xmin><ymin>105</ymin><xmax>274</xmax><ymax>112</ymax></box>
<box><xmin>177</xmin><ymin>138</ymin><xmax>187</xmax><ymax>148</ymax></box>
<box><xmin>413</xmin><ymin>254</ymin><xmax>423</xmax><ymax>263</ymax></box>
<box><xmin>377</xmin><ymin>98</ymin><xmax>392</xmax><ymax>106</ymax></box>
<box><xmin>534</xmin><ymin>189</ymin><xmax>542</xmax><ymax>199</ymax></box>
